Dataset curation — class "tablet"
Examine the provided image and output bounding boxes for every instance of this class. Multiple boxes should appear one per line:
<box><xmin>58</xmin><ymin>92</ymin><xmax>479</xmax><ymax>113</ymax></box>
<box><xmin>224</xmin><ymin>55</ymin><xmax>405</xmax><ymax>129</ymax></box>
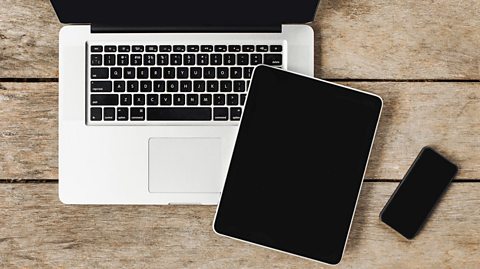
<box><xmin>213</xmin><ymin>66</ymin><xmax>383</xmax><ymax>265</ymax></box>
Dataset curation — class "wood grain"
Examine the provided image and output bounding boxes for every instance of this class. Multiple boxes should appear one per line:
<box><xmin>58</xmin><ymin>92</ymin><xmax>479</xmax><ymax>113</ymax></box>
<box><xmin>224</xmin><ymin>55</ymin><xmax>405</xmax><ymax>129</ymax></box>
<box><xmin>1</xmin><ymin>82</ymin><xmax>478</xmax><ymax>180</ymax></box>
<box><xmin>1</xmin><ymin>0</ymin><xmax>478</xmax><ymax>79</ymax></box>
<box><xmin>0</xmin><ymin>182</ymin><xmax>477</xmax><ymax>268</ymax></box>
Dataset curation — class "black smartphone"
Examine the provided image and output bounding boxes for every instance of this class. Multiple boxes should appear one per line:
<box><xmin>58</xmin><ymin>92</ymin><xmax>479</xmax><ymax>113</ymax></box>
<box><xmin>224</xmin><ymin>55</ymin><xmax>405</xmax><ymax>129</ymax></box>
<box><xmin>380</xmin><ymin>147</ymin><xmax>458</xmax><ymax>239</ymax></box>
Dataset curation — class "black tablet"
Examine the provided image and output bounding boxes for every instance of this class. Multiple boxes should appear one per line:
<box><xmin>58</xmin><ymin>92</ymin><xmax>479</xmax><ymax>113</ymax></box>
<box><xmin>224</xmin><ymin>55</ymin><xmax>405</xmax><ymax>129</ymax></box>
<box><xmin>213</xmin><ymin>66</ymin><xmax>383</xmax><ymax>265</ymax></box>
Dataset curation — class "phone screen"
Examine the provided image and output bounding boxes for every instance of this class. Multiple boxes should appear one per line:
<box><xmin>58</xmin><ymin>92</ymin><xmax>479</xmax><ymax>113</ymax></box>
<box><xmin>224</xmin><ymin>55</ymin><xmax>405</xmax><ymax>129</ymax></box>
<box><xmin>380</xmin><ymin>147</ymin><xmax>457</xmax><ymax>239</ymax></box>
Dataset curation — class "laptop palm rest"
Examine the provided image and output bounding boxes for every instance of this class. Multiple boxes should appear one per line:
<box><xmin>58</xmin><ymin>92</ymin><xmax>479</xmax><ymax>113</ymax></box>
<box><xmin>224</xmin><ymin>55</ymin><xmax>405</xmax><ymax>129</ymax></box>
<box><xmin>148</xmin><ymin>137</ymin><xmax>223</xmax><ymax>193</ymax></box>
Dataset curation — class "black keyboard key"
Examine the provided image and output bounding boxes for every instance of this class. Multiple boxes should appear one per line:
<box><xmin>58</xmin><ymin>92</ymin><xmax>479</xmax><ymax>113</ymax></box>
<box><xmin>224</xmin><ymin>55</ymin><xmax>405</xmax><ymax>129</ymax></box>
<box><xmin>157</xmin><ymin>54</ymin><xmax>169</xmax><ymax>65</ymax></box>
<box><xmin>264</xmin><ymin>54</ymin><xmax>283</xmax><ymax>65</ymax></box>
<box><xmin>91</xmin><ymin>68</ymin><xmax>109</xmax><ymax>79</ymax></box>
<box><xmin>221</xmin><ymin>81</ymin><xmax>232</xmax><ymax>92</ymax></box>
<box><xmin>137</xmin><ymin>67</ymin><xmax>149</xmax><ymax>79</ymax></box>
<box><xmin>194</xmin><ymin>81</ymin><xmax>206</xmax><ymax>92</ymax></box>
<box><xmin>215</xmin><ymin>45</ymin><xmax>227</xmax><ymax>52</ymax></box>
<box><xmin>120</xmin><ymin>94</ymin><xmax>132</xmax><ymax>105</ymax></box>
<box><xmin>132</xmin><ymin>45</ymin><xmax>144</xmax><ymax>52</ymax></box>
<box><xmin>207</xmin><ymin>81</ymin><xmax>219</xmax><ymax>92</ymax></box>
<box><xmin>191</xmin><ymin>67</ymin><xmax>202</xmax><ymax>78</ymax></box>
<box><xmin>147</xmin><ymin>94</ymin><xmax>159</xmax><ymax>105</ymax></box>
<box><xmin>173</xmin><ymin>45</ymin><xmax>186</xmax><ymax>52</ymax></box>
<box><xmin>184</xmin><ymin>54</ymin><xmax>195</xmax><ymax>65</ymax></box>
<box><xmin>154</xmin><ymin>81</ymin><xmax>166</xmax><ymax>92</ymax></box>
<box><xmin>231</xmin><ymin>67</ymin><xmax>242</xmax><ymax>79</ymax></box>
<box><xmin>147</xmin><ymin>108</ymin><xmax>212</xmax><ymax>121</ymax></box>
<box><xmin>146</xmin><ymin>45</ymin><xmax>158</xmax><ymax>52</ymax></box>
<box><xmin>256</xmin><ymin>45</ymin><xmax>268</xmax><ymax>52</ymax></box>
<box><xmin>134</xmin><ymin>94</ymin><xmax>145</xmax><ymax>105</ymax></box>
<box><xmin>200</xmin><ymin>94</ymin><xmax>212</xmax><ymax>105</ymax></box>
<box><xmin>91</xmin><ymin>94</ymin><xmax>118</xmax><ymax>106</ymax></box>
<box><xmin>91</xmin><ymin>46</ymin><xmax>103</xmax><ymax>53</ymax></box>
<box><xmin>164</xmin><ymin>67</ymin><xmax>175</xmax><ymax>78</ymax></box>
<box><xmin>90</xmin><ymin>107</ymin><xmax>102</xmax><ymax>121</ymax></box>
<box><xmin>251</xmin><ymin>54</ymin><xmax>262</xmax><ymax>65</ymax></box>
<box><xmin>131</xmin><ymin>54</ymin><xmax>142</xmax><ymax>65</ymax></box>
<box><xmin>118</xmin><ymin>54</ymin><xmax>129</xmax><ymax>65</ymax></box>
<box><xmin>171</xmin><ymin>54</ymin><xmax>182</xmax><ymax>65</ymax></box>
<box><xmin>237</xmin><ymin>54</ymin><xmax>249</xmax><ymax>65</ymax></box>
<box><xmin>187</xmin><ymin>94</ymin><xmax>199</xmax><ymax>105</ymax></box>
<box><xmin>224</xmin><ymin>54</ymin><xmax>236</xmax><ymax>65</ymax></box>
<box><xmin>167</xmin><ymin>81</ymin><xmax>179</xmax><ymax>92</ymax></box>
<box><xmin>104</xmin><ymin>107</ymin><xmax>115</xmax><ymax>121</ymax></box>
<box><xmin>227</xmin><ymin>94</ymin><xmax>238</xmax><ymax>105</ymax></box>
<box><xmin>174</xmin><ymin>94</ymin><xmax>185</xmax><ymax>105</ymax></box>
<box><xmin>197</xmin><ymin>54</ymin><xmax>209</xmax><ymax>65</ymax></box>
<box><xmin>104</xmin><ymin>54</ymin><xmax>116</xmax><ymax>65</ymax></box>
<box><xmin>118</xmin><ymin>46</ymin><xmax>130</xmax><ymax>52</ymax></box>
<box><xmin>150</xmin><ymin>67</ymin><xmax>162</xmax><ymax>79</ymax></box>
<box><xmin>214</xmin><ymin>94</ymin><xmax>225</xmax><ymax>105</ymax></box>
<box><xmin>91</xmin><ymin>81</ymin><xmax>112</xmax><ymax>92</ymax></box>
<box><xmin>230</xmin><ymin>107</ymin><xmax>242</xmax><ymax>120</ymax></box>
<box><xmin>91</xmin><ymin>54</ymin><xmax>102</xmax><ymax>65</ymax></box>
<box><xmin>130</xmin><ymin>107</ymin><xmax>145</xmax><ymax>121</ymax></box>
<box><xmin>240</xmin><ymin>94</ymin><xmax>247</xmax><ymax>105</ymax></box>
<box><xmin>160</xmin><ymin>94</ymin><xmax>172</xmax><ymax>105</ymax></box>
<box><xmin>244</xmin><ymin>67</ymin><xmax>254</xmax><ymax>79</ymax></box>
<box><xmin>180</xmin><ymin>81</ymin><xmax>192</xmax><ymax>92</ymax></box>
<box><xmin>110</xmin><ymin>67</ymin><xmax>122</xmax><ymax>79</ymax></box>
<box><xmin>140</xmin><ymin>80</ymin><xmax>152</xmax><ymax>92</ymax></box>
<box><xmin>105</xmin><ymin>46</ymin><xmax>117</xmax><ymax>52</ymax></box>
<box><xmin>177</xmin><ymin>67</ymin><xmax>189</xmax><ymax>78</ymax></box>
<box><xmin>144</xmin><ymin>54</ymin><xmax>156</xmax><ymax>65</ymax></box>
<box><xmin>233</xmin><ymin>80</ymin><xmax>245</xmax><ymax>92</ymax></box>
<box><xmin>217</xmin><ymin>67</ymin><xmax>229</xmax><ymax>78</ymax></box>
<box><xmin>214</xmin><ymin>108</ymin><xmax>228</xmax><ymax>121</ymax></box>
<box><xmin>124</xmin><ymin>68</ymin><xmax>135</xmax><ymax>78</ymax></box>
<box><xmin>187</xmin><ymin>45</ymin><xmax>199</xmax><ymax>52</ymax></box>
<box><xmin>114</xmin><ymin>81</ymin><xmax>126</xmax><ymax>92</ymax></box>
<box><xmin>211</xmin><ymin>54</ymin><xmax>222</xmax><ymax>65</ymax></box>
<box><xmin>127</xmin><ymin>81</ymin><xmax>139</xmax><ymax>92</ymax></box>
<box><xmin>228</xmin><ymin>45</ymin><xmax>241</xmax><ymax>52</ymax></box>
<box><xmin>201</xmin><ymin>45</ymin><xmax>213</xmax><ymax>52</ymax></box>
<box><xmin>204</xmin><ymin>67</ymin><xmax>215</xmax><ymax>78</ymax></box>
<box><xmin>242</xmin><ymin>45</ymin><xmax>254</xmax><ymax>52</ymax></box>
<box><xmin>270</xmin><ymin>45</ymin><xmax>282</xmax><ymax>52</ymax></box>
<box><xmin>159</xmin><ymin>45</ymin><xmax>172</xmax><ymax>52</ymax></box>
<box><xmin>117</xmin><ymin>107</ymin><xmax>129</xmax><ymax>120</ymax></box>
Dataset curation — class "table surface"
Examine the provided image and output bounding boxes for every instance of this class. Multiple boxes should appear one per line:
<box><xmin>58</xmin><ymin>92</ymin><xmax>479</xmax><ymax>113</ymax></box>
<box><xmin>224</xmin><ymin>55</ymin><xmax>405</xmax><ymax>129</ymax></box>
<box><xmin>0</xmin><ymin>0</ymin><xmax>479</xmax><ymax>268</ymax></box>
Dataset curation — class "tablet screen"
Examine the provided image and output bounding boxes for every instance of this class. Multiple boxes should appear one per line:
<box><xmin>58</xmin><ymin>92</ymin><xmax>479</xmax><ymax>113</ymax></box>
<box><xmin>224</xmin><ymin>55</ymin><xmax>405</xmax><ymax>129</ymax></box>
<box><xmin>214</xmin><ymin>66</ymin><xmax>382</xmax><ymax>265</ymax></box>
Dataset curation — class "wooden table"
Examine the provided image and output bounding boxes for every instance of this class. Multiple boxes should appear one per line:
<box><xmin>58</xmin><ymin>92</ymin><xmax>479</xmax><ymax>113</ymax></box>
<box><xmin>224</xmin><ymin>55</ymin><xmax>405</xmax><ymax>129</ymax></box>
<box><xmin>1</xmin><ymin>0</ymin><xmax>479</xmax><ymax>267</ymax></box>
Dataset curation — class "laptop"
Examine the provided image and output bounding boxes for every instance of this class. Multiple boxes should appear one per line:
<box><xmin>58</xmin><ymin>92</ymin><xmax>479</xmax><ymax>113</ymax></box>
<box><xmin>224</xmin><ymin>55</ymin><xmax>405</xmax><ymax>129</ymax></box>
<box><xmin>51</xmin><ymin>0</ymin><xmax>318</xmax><ymax>204</ymax></box>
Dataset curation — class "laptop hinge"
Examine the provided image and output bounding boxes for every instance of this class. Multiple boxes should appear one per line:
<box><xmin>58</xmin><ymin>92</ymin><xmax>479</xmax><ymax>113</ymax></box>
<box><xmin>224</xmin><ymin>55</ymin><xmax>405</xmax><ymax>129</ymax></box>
<box><xmin>90</xmin><ymin>24</ymin><xmax>282</xmax><ymax>33</ymax></box>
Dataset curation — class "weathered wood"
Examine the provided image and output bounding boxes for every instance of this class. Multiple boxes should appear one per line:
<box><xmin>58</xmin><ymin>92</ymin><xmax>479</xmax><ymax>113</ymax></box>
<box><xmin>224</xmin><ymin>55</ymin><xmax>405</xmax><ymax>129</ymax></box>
<box><xmin>1</xmin><ymin>0</ymin><xmax>479</xmax><ymax>79</ymax></box>
<box><xmin>0</xmin><ymin>182</ymin><xmax>478</xmax><ymax>268</ymax></box>
<box><xmin>1</xmin><ymin>82</ymin><xmax>478</xmax><ymax>180</ymax></box>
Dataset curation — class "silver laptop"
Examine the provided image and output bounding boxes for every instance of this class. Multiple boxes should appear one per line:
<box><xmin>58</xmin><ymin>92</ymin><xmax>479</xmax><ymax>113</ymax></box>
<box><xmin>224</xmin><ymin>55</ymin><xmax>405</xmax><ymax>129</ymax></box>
<box><xmin>52</xmin><ymin>0</ymin><xmax>318</xmax><ymax>204</ymax></box>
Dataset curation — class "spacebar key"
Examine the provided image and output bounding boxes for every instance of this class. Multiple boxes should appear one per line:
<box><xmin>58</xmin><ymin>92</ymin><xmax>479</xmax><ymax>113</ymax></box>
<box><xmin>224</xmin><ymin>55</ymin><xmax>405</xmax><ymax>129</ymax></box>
<box><xmin>147</xmin><ymin>108</ymin><xmax>212</xmax><ymax>121</ymax></box>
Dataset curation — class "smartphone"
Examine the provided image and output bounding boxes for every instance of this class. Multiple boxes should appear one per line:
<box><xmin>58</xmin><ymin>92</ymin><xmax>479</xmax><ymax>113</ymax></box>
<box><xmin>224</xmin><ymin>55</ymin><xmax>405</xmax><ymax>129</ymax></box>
<box><xmin>380</xmin><ymin>147</ymin><xmax>458</xmax><ymax>239</ymax></box>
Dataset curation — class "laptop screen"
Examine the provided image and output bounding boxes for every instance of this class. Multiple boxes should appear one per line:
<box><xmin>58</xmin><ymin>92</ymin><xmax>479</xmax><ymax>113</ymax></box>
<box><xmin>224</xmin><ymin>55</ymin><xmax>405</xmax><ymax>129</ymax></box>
<box><xmin>50</xmin><ymin>0</ymin><xmax>320</xmax><ymax>26</ymax></box>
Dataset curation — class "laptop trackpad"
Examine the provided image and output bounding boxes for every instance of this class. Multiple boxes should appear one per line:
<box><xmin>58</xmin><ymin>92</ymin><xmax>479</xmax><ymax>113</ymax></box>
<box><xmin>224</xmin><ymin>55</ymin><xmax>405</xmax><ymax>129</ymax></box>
<box><xmin>148</xmin><ymin>137</ymin><xmax>223</xmax><ymax>193</ymax></box>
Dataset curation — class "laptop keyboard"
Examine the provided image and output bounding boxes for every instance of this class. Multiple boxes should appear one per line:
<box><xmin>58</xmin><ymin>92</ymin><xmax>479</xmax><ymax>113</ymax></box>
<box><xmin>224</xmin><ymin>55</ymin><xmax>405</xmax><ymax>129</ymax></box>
<box><xmin>87</xmin><ymin>43</ymin><xmax>285</xmax><ymax>124</ymax></box>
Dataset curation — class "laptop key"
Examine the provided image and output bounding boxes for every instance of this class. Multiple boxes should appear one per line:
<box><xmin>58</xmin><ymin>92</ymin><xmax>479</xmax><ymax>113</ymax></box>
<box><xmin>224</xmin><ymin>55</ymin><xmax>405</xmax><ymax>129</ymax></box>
<box><xmin>270</xmin><ymin>45</ymin><xmax>282</xmax><ymax>52</ymax></box>
<box><xmin>91</xmin><ymin>54</ymin><xmax>102</xmax><ymax>65</ymax></box>
<box><xmin>244</xmin><ymin>67</ymin><xmax>254</xmax><ymax>79</ymax></box>
<box><xmin>242</xmin><ymin>45</ymin><xmax>254</xmax><ymax>52</ymax></box>
<box><xmin>110</xmin><ymin>68</ymin><xmax>122</xmax><ymax>79</ymax></box>
<box><xmin>214</xmin><ymin>108</ymin><xmax>228</xmax><ymax>121</ymax></box>
<box><xmin>104</xmin><ymin>107</ymin><xmax>115</xmax><ymax>121</ymax></box>
<box><xmin>201</xmin><ymin>45</ymin><xmax>213</xmax><ymax>52</ymax></box>
<box><xmin>228</xmin><ymin>45</ymin><xmax>241</xmax><ymax>52</ymax></box>
<box><xmin>137</xmin><ymin>67</ymin><xmax>148</xmax><ymax>79</ymax></box>
<box><xmin>177</xmin><ymin>68</ymin><xmax>189</xmax><ymax>79</ymax></box>
<box><xmin>231</xmin><ymin>67</ymin><xmax>242</xmax><ymax>79</ymax></box>
<box><xmin>134</xmin><ymin>94</ymin><xmax>145</xmax><ymax>105</ymax></box>
<box><xmin>132</xmin><ymin>45</ymin><xmax>144</xmax><ymax>52</ymax></box>
<box><xmin>150</xmin><ymin>67</ymin><xmax>162</xmax><ymax>79</ymax></box>
<box><xmin>194</xmin><ymin>81</ymin><xmax>206</xmax><ymax>92</ymax></box>
<box><xmin>197</xmin><ymin>54</ymin><xmax>209</xmax><ymax>65</ymax></box>
<box><xmin>146</xmin><ymin>45</ymin><xmax>158</xmax><ymax>52</ymax></box>
<box><xmin>240</xmin><ymin>94</ymin><xmax>247</xmax><ymax>105</ymax></box>
<box><xmin>214</xmin><ymin>94</ymin><xmax>225</xmax><ymax>105</ymax></box>
<box><xmin>184</xmin><ymin>54</ymin><xmax>195</xmax><ymax>65</ymax></box>
<box><xmin>118</xmin><ymin>54</ymin><xmax>129</xmax><ymax>65</ymax></box>
<box><xmin>160</xmin><ymin>94</ymin><xmax>172</xmax><ymax>105</ymax></box>
<box><xmin>140</xmin><ymin>80</ymin><xmax>152</xmax><ymax>92</ymax></box>
<box><xmin>200</xmin><ymin>94</ymin><xmax>212</xmax><ymax>105</ymax></box>
<box><xmin>91</xmin><ymin>81</ymin><xmax>112</xmax><ymax>92</ymax></box>
<box><xmin>264</xmin><ymin>54</ymin><xmax>283</xmax><ymax>65</ymax></box>
<box><xmin>130</xmin><ymin>107</ymin><xmax>145</xmax><ymax>121</ymax></box>
<box><xmin>124</xmin><ymin>68</ymin><xmax>135</xmax><ymax>78</ymax></box>
<box><xmin>207</xmin><ymin>81</ymin><xmax>219</xmax><ymax>92</ymax></box>
<box><xmin>187</xmin><ymin>45</ymin><xmax>199</xmax><ymax>52</ymax></box>
<box><xmin>224</xmin><ymin>54</ymin><xmax>235</xmax><ymax>65</ymax></box>
<box><xmin>90</xmin><ymin>107</ymin><xmax>102</xmax><ymax>121</ymax></box>
<box><xmin>180</xmin><ymin>81</ymin><xmax>192</xmax><ymax>92</ymax></box>
<box><xmin>114</xmin><ymin>81</ymin><xmax>125</xmax><ymax>92</ymax></box>
<box><xmin>131</xmin><ymin>54</ymin><xmax>142</xmax><ymax>65</ymax></box>
<box><xmin>164</xmin><ymin>67</ymin><xmax>175</xmax><ymax>79</ymax></box>
<box><xmin>174</xmin><ymin>94</ymin><xmax>185</xmax><ymax>105</ymax></box>
<box><xmin>91</xmin><ymin>46</ymin><xmax>103</xmax><ymax>52</ymax></box>
<box><xmin>173</xmin><ymin>45</ymin><xmax>186</xmax><ymax>52</ymax></box>
<box><xmin>221</xmin><ymin>81</ymin><xmax>232</xmax><ymax>92</ymax></box>
<box><xmin>127</xmin><ymin>81</ymin><xmax>139</xmax><ymax>92</ymax></box>
<box><xmin>167</xmin><ymin>81</ymin><xmax>179</xmax><ymax>92</ymax></box>
<box><xmin>211</xmin><ymin>54</ymin><xmax>222</xmax><ymax>65</ymax></box>
<box><xmin>104</xmin><ymin>54</ymin><xmax>116</xmax><ymax>65</ymax></box>
<box><xmin>217</xmin><ymin>67</ymin><xmax>229</xmax><ymax>78</ymax></box>
<box><xmin>91</xmin><ymin>94</ymin><xmax>118</xmax><ymax>106</ymax></box>
<box><xmin>147</xmin><ymin>94</ymin><xmax>159</xmax><ymax>105</ymax></box>
<box><xmin>227</xmin><ymin>94</ymin><xmax>238</xmax><ymax>105</ymax></box>
<box><xmin>251</xmin><ymin>54</ymin><xmax>262</xmax><ymax>65</ymax></box>
<box><xmin>147</xmin><ymin>108</ymin><xmax>212</xmax><ymax>121</ymax></box>
<box><xmin>237</xmin><ymin>54</ymin><xmax>249</xmax><ymax>65</ymax></box>
<box><xmin>118</xmin><ymin>46</ymin><xmax>130</xmax><ymax>52</ymax></box>
<box><xmin>157</xmin><ymin>54</ymin><xmax>169</xmax><ymax>65</ymax></box>
<box><xmin>214</xmin><ymin>45</ymin><xmax>227</xmax><ymax>52</ymax></box>
<box><xmin>159</xmin><ymin>45</ymin><xmax>172</xmax><ymax>52</ymax></box>
<box><xmin>204</xmin><ymin>67</ymin><xmax>215</xmax><ymax>78</ymax></box>
<box><xmin>256</xmin><ymin>45</ymin><xmax>268</xmax><ymax>52</ymax></box>
<box><xmin>154</xmin><ymin>81</ymin><xmax>166</xmax><ymax>92</ymax></box>
<box><xmin>191</xmin><ymin>67</ymin><xmax>202</xmax><ymax>78</ymax></box>
<box><xmin>233</xmin><ymin>81</ymin><xmax>245</xmax><ymax>92</ymax></box>
<box><xmin>117</xmin><ymin>107</ymin><xmax>129</xmax><ymax>120</ymax></box>
<box><xmin>187</xmin><ymin>94</ymin><xmax>199</xmax><ymax>105</ymax></box>
<box><xmin>230</xmin><ymin>107</ymin><xmax>242</xmax><ymax>121</ymax></box>
<box><xmin>91</xmin><ymin>68</ymin><xmax>109</xmax><ymax>79</ymax></box>
<box><xmin>171</xmin><ymin>54</ymin><xmax>182</xmax><ymax>65</ymax></box>
<box><xmin>105</xmin><ymin>46</ymin><xmax>116</xmax><ymax>52</ymax></box>
<box><xmin>120</xmin><ymin>94</ymin><xmax>132</xmax><ymax>105</ymax></box>
<box><xmin>144</xmin><ymin>54</ymin><xmax>155</xmax><ymax>65</ymax></box>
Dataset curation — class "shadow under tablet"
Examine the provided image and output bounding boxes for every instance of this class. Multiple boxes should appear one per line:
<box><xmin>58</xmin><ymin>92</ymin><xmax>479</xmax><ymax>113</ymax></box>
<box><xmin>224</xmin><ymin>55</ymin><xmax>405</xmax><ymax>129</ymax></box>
<box><xmin>213</xmin><ymin>65</ymin><xmax>383</xmax><ymax>265</ymax></box>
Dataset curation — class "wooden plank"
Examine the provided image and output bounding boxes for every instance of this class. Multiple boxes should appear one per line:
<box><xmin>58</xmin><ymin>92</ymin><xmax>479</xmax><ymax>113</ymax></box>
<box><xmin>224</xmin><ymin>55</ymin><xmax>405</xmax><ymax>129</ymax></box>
<box><xmin>0</xmin><ymin>82</ymin><xmax>479</xmax><ymax>180</ymax></box>
<box><xmin>0</xmin><ymin>182</ymin><xmax>478</xmax><ymax>268</ymax></box>
<box><xmin>1</xmin><ymin>0</ymin><xmax>479</xmax><ymax>79</ymax></box>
